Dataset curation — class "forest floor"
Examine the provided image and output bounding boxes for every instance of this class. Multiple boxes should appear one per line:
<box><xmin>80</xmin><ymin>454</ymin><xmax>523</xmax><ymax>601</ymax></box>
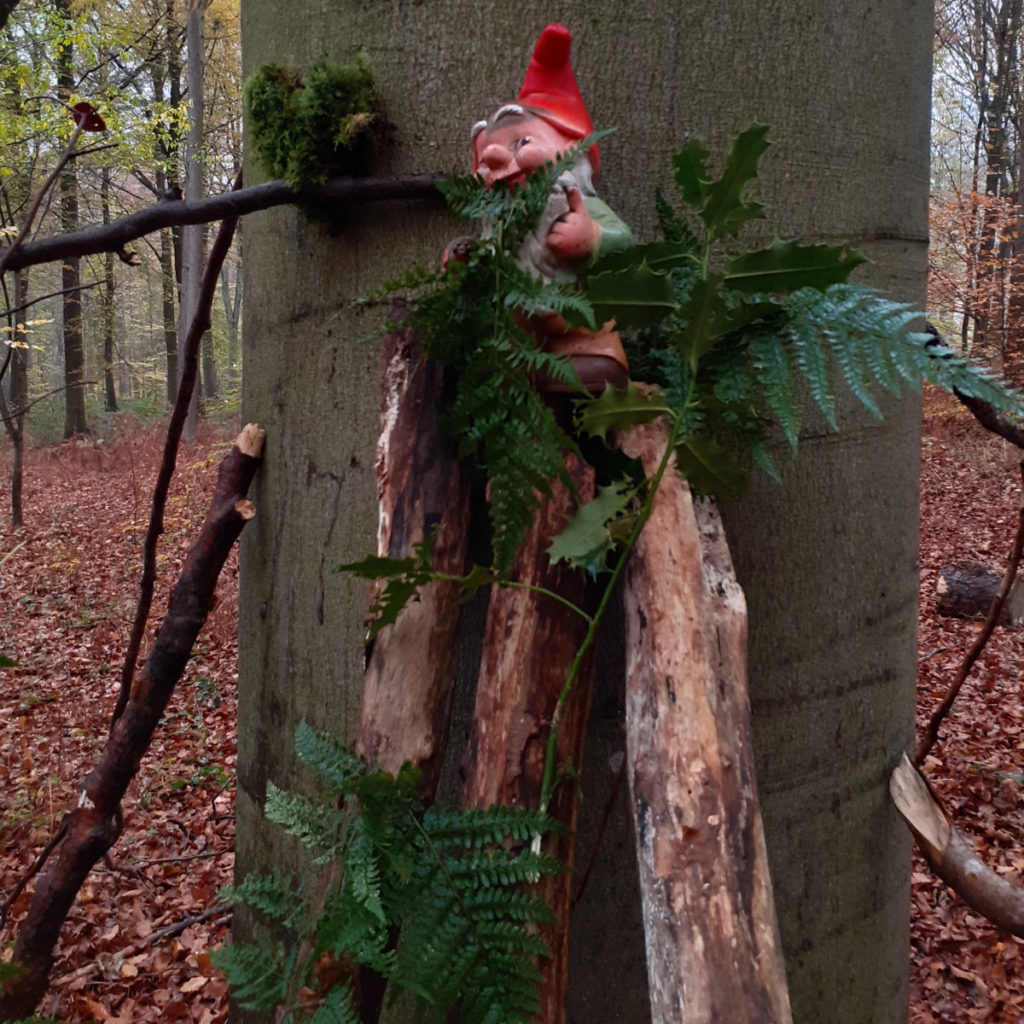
<box><xmin>0</xmin><ymin>393</ymin><xmax>1022</xmax><ymax>1022</ymax></box>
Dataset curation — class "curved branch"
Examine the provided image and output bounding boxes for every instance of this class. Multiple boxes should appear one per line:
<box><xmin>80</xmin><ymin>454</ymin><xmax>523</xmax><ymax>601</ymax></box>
<box><xmin>891</xmin><ymin>754</ymin><xmax>1024</xmax><ymax>937</ymax></box>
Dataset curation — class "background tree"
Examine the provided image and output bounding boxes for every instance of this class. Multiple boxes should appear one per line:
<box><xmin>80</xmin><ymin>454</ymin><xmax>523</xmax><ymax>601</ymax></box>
<box><xmin>235</xmin><ymin>3</ymin><xmax>930</xmax><ymax>1023</ymax></box>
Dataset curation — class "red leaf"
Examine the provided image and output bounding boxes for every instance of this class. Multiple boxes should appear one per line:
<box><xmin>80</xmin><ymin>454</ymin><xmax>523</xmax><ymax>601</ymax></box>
<box><xmin>72</xmin><ymin>101</ymin><xmax>106</xmax><ymax>132</ymax></box>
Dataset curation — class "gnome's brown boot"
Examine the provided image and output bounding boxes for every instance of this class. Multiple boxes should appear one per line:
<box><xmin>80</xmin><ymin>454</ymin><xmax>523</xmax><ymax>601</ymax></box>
<box><xmin>525</xmin><ymin>313</ymin><xmax>629</xmax><ymax>393</ymax></box>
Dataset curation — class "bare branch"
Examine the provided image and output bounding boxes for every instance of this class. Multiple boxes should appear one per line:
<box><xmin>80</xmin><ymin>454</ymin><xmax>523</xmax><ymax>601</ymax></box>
<box><xmin>0</xmin><ymin>172</ymin><xmax>445</xmax><ymax>273</ymax></box>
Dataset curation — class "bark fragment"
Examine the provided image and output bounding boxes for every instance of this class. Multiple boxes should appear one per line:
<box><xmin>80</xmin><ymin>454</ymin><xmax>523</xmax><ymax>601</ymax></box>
<box><xmin>356</xmin><ymin>326</ymin><xmax>469</xmax><ymax>797</ymax></box>
<box><xmin>460</xmin><ymin>451</ymin><xmax>597</xmax><ymax>1024</ymax></box>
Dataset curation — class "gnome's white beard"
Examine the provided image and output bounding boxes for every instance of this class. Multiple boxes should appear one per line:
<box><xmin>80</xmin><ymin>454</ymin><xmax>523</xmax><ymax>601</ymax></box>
<box><xmin>485</xmin><ymin>162</ymin><xmax>596</xmax><ymax>283</ymax></box>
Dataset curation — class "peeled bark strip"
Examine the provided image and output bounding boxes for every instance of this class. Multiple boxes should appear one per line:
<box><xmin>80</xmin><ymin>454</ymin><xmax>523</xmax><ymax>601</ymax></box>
<box><xmin>460</xmin><ymin>452</ymin><xmax>597</xmax><ymax>1024</ymax></box>
<box><xmin>621</xmin><ymin>420</ymin><xmax>792</xmax><ymax>1024</ymax></box>
<box><xmin>355</xmin><ymin>327</ymin><xmax>469</xmax><ymax>796</ymax></box>
<box><xmin>0</xmin><ymin>426</ymin><xmax>265</xmax><ymax>1020</ymax></box>
<box><xmin>891</xmin><ymin>753</ymin><xmax>1024</xmax><ymax>936</ymax></box>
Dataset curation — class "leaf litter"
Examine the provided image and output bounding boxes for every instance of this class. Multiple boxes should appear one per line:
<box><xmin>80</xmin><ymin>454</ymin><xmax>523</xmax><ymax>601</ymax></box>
<box><xmin>1</xmin><ymin>393</ymin><xmax>1023</xmax><ymax>1021</ymax></box>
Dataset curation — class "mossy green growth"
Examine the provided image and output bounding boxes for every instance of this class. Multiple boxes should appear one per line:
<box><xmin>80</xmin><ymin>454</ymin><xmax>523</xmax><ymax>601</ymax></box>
<box><xmin>244</xmin><ymin>54</ymin><xmax>377</xmax><ymax>190</ymax></box>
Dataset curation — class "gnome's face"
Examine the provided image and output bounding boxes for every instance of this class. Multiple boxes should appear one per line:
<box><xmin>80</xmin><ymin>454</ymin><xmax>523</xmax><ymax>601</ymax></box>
<box><xmin>474</xmin><ymin>111</ymin><xmax>578</xmax><ymax>189</ymax></box>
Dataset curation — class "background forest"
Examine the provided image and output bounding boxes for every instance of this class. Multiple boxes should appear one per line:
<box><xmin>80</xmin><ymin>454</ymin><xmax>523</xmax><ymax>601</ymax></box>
<box><xmin>1</xmin><ymin>1</ymin><xmax>1024</xmax><ymax>1022</ymax></box>
<box><xmin>0</xmin><ymin>0</ymin><xmax>241</xmax><ymax>456</ymax></box>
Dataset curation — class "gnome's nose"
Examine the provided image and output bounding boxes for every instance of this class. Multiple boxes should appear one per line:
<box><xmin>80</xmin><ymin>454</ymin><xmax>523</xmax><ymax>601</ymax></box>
<box><xmin>480</xmin><ymin>144</ymin><xmax>512</xmax><ymax>171</ymax></box>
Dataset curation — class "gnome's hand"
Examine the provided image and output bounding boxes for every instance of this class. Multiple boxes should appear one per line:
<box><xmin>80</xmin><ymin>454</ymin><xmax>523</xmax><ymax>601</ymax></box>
<box><xmin>546</xmin><ymin>187</ymin><xmax>601</xmax><ymax>263</ymax></box>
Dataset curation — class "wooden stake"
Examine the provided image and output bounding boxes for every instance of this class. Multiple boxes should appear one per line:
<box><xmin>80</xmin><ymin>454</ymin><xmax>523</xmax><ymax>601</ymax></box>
<box><xmin>460</xmin><ymin>451</ymin><xmax>597</xmax><ymax>1024</ymax></box>
<box><xmin>621</xmin><ymin>419</ymin><xmax>792</xmax><ymax>1024</ymax></box>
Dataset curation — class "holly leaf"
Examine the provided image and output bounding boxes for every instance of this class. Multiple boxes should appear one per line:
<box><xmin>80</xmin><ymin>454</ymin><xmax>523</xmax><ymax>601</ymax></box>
<box><xmin>583</xmin><ymin>261</ymin><xmax>677</xmax><ymax>328</ymax></box>
<box><xmin>674</xmin><ymin>436</ymin><xmax>747</xmax><ymax>498</ymax></box>
<box><xmin>676</xmin><ymin>274</ymin><xmax>729</xmax><ymax>366</ymax></box>
<box><xmin>590</xmin><ymin>240</ymin><xmax>698</xmax><ymax>276</ymax></box>
<box><xmin>0</xmin><ymin>653</ymin><xmax>16</xmax><ymax>668</ymax></box>
<box><xmin>697</xmin><ymin>123</ymin><xmax>770</xmax><ymax>239</ymax></box>
<box><xmin>725</xmin><ymin>237</ymin><xmax>867</xmax><ymax>294</ymax></box>
<box><xmin>673</xmin><ymin>138</ymin><xmax>712</xmax><ymax>211</ymax></box>
<box><xmin>576</xmin><ymin>382</ymin><xmax>670</xmax><ymax>441</ymax></box>
<box><xmin>336</xmin><ymin>554</ymin><xmax>417</xmax><ymax>580</ymax></box>
<box><xmin>547</xmin><ymin>481</ymin><xmax>633</xmax><ymax>576</ymax></box>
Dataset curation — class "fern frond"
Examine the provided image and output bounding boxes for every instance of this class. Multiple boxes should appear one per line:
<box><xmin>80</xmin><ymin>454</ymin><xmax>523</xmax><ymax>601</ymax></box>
<box><xmin>226</xmin><ymin>870</ymin><xmax>309</xmax><ymax>930</ymax></box>
<box><xmin>265</xmin><ymin>782</ymin><xmax>345</xmax><ymax>861</ymax></box>
<box><xmin>423</xmin><ymin>804</ymin><xmax>561</xmax><ymax>848</ymax></box>
<box><xmin>785</xmin><ymin>310</ymin><xmax>837</xmax><ymax>429</ymax></box>
<box><xmin>749</xmin><ymin>330</ymin><xmax>799</xmax><ymax>448</ymax></box>
<box><xmin>209</xmin><ymin>942</ymin><xmax>295</xmax><ymax>1012</ymax></box>
<box><xmin>294</xmin><ymin>720</ymin><xmax>366</xmax><ymax>793</ymax></box>
<box><xmin>300</xmin><ymin>984</ymin><xmax>362</xmax><ymax>1024</ymax></box>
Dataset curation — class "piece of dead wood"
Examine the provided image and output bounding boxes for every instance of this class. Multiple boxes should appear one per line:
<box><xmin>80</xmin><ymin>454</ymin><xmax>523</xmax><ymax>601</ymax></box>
<box><xmin>935</xmin><ymin>562</ymin><xmax>1024</xmax><ymax>625</ymax></box>
<box><xmin>355</xmin><ymin>322</ymin><xmax>469</xmax><ymax>798</ymax></box>
<box><xmin>891</xmin><ymin>754</ymin><xmax>1024</xmax><ymax>936</ymax></box>
<box><xmin>459</xmin><ymin>450</ymin><xmax>598</xmax><ymax>1024</ymax></box>
<box><xmin>620</xmin><ymin>418</ymin><xmax>792</xmax><ymax>1024</ymax></box>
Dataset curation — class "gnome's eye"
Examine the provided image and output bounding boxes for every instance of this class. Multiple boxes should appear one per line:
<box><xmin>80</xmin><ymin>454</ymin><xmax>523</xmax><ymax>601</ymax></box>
<box><xmin>514</xmin><ymin>136</ymin><xmax>533</xmax><ymax>151</ymax></box>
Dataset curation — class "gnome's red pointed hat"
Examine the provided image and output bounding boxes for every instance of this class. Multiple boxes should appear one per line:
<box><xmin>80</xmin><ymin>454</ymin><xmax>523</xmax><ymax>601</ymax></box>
<box><xmin>473</xmin><ymin>23</ymin><xmax>599</xmax><ymax>177</ymax></box>
<box><xmin>518</xmin><ymin>24</ymin><xmax>597</xmax><ymax>169</ymax></box>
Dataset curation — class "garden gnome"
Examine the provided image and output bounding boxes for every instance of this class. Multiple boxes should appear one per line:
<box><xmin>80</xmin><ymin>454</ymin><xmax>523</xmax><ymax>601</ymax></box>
<box><xmin>470</xmin><ymin>23</ymin><xmax>633</xmax><ymax>392</ymax></box>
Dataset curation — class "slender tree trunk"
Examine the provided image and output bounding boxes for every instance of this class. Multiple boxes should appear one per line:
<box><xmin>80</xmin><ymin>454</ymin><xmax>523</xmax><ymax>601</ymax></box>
<box><xmin>56</xmin><ymin>0</ymin><xmax>87</xmax><ymax>439</ymax></box>
<box><xmin>221</xmin><ymin>259</ymin><xmax>241</xmax><ymax>385</ymax></box>
<box><xmin>159</xmin><ymin>169</ymin><xmax>178</xmax><ymax>403</ymax></box>
<box><xmin>2</xmin><ymin>269</ymin><xmax>29</xmax><ymax>526</ymax></box>
<box><xmin>177</xmin><ymin>0</ymin><xmax>204</xmax><ymax>438</ymax></box>
<box><xmin>101</xmin><ymin>168</ymin><xmax>118</xmax><ymax>412</ymax></box>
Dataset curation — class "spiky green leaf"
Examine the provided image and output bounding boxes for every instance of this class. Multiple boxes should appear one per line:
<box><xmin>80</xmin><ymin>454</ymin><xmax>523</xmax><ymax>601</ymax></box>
<box><xmin>700</xmin><ymin>123</ymin><xmax>770</xmax><ymax>238</ymax></box>
<box><xmin>725</xmin><ymin>237</ymin><xmax>866</xmax><ymax>294</ymax></box>
<box><xmin>584</xmin><ymin>261</ymin><xmax>677</xmax><ymax>328</ymax></box>
<box><xmin>576</xmin><ymin>382</ymin><xmax>670</xmax><ymax>441</ymax></box>
<box><xmin>674</xmin><ymin>436</ymin><xmax>748</xmax><ymax>498</ymax></box>
<box><xmin>547</xmin><ymin>482</ymin><xmax>633</xmax><ymax>576</ymax></box>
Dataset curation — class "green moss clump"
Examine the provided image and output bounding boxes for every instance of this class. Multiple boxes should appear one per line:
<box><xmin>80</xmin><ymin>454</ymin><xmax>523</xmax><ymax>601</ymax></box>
<box><xmin>244</xmin><ymin>53</ymin><xmax>377</xmax><ymax>190</ymax></box>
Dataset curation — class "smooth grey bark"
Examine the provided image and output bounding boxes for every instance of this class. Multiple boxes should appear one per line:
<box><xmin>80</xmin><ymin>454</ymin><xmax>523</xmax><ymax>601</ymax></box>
<box><xmin>236</xmin><ymin>3</ymin><xmax>930</xmax><ymax>1023</ymax></box>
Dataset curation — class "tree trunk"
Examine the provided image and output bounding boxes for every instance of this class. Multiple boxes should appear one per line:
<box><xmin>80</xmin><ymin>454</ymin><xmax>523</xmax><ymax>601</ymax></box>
<box><xmin>236</xmin><ymin>3</ymin><xmax>930</xmax><ymax>1022</ymax></box>
<box><xmin>177</xmin><ymin>0</ymin><xmax>204</xmax><ymax>439</ymax></box>
<box><xmin>221</xmin><ymin>259</ymin><xmax>241</xmax><ymax>386</ymax></box>
<box><xmin>101</xmin><ymin>167</ymin><xmax>117</xmax><ymax>412</ymax></box>
<box><xmin>56</xmin><ymin>0</ymin><xmax>87</xmax><ymax>439</ymax></box>
<box><xmin>1</xmin><ymin>269</ymin><xmax>28</xmax><ymax>525</ymax></box>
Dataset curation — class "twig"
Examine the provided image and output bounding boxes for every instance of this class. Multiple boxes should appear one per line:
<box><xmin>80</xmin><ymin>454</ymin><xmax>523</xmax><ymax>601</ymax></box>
<box><xmin>50</xmin><ymin>902</ymin><xmax>233</xmax><ymax>989</ymax></box>
<box><xmin>0</xmin><ymin>172</ymin><xmax>445</xmax><ymax>273</ymax></box>
<box><xmin>916</xmin><ymin>460</ymin><xmax>1024</xmax><ymax>764</ymax></box>
<box><xmin>111</xmin><ymin>171</ymin><xmax>243</xmax><ymax>728</ymax></box>
<box><xmin>4</xmin><ymin>380</ymin><xmax>99</xmax><ymax>420</ymax></box>
<box><xmin>2</xmin><ymin>278</ymin><xmax>107</xmax><ymax>320</ymax></box>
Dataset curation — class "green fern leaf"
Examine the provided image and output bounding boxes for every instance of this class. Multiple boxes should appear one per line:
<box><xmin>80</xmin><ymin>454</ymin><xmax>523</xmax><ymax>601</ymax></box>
<box><xmin>787</xmin><ymin>312</ymin><xmax>837</xmax><ymax>429</ymax></box>
<box><xmin>294</xmin><ymin>720</ymin><xmax>366</xmax><ymax>792</ymax></box>
<box><xmin>210</xmin><ymin>943</ymin><xmax>295</xmax><ymax>1011</ymax></box>
<box><xmin>749</xmin><ymin>331</ymin><xmax>799</xmax><ymax>447</ymax></box>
